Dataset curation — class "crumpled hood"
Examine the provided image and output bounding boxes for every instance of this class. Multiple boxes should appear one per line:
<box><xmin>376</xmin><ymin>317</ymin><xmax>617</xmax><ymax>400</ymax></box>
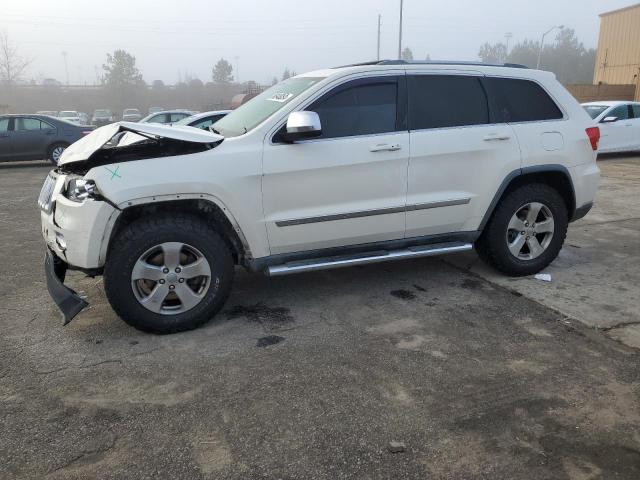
<box><xmin>58</xmin><ymin>121</ymin><xmax>224</xmax><ymax>166</ymax></box>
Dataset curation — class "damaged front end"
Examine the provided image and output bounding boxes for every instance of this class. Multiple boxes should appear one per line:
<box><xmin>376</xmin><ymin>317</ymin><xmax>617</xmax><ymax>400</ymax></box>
<box><xmin>44</xmin><ymin>250</ymin><xmax>89</xmax><ymax>325</ymax></box>
<box><xmin>41</xmin><ymin>122</ymin><xmax>225</xmax><ymax>324</ymax></box>
<box><xmin>57</xmin><ymin>121</ymin><xmax>224</xmax><ymax>175</ymax></box>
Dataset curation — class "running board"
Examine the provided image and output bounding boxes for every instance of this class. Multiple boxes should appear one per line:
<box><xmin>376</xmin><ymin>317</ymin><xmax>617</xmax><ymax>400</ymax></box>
<box><xmin>266</xmin><ymin>242</ymin><xmax>472</xmax><ymax>276</ymax></box>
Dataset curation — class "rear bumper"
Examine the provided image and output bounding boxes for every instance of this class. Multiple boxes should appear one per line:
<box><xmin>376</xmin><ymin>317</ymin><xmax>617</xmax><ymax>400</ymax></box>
<box><xmin>45</xmin><ymin>250</ymin><xmax>88</xmax><ymax>325</ymax></box>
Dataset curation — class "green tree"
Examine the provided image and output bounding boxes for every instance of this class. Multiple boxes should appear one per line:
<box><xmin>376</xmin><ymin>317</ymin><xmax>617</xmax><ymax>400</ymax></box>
<box><xmin>282</xmin><ymin>68</ymin><xmax>291</xmax><ymax>81</ymax></box>
<box><xmin>212</xmin><ymin>58</ymin><xmax>233</xmax><ymax>84</ymax></box>
<box><xmin>479</xmin><ymin>28</ymin><xmax>596</xmax><ymax>84</ymax></box>
<box><xmin>401</xmin><ymin>47</ymin><xmax>414</xmax><ymax>61</ymax></box>
<box><xmin>478</xmin><ymin>42</ymin><xmax>507</xmax><ymax>64</ymax></box>
<box><xmin>102</xmin><ymin>49</ymin><xmax>144</xmax><ymax>87</ymax></box>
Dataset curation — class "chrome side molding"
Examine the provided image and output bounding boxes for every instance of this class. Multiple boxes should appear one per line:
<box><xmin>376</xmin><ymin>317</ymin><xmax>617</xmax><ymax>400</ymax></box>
<box><xmin>266</xmin><ymin>242</ymin><xmax>472</xmax><ymax>276</ymax></box>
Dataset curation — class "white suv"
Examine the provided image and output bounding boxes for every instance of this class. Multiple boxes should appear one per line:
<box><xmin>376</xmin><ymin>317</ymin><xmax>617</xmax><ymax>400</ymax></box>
<box><xmin>39</xmin><ymin>60</ymin><xmax>601</xmax><ymax>333</ymax></box>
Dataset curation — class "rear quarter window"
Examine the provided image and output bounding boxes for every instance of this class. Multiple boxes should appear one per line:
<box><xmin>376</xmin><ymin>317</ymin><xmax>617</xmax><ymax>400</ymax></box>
<box><xmin>485</xmin><ymin>77</ymin><xmax>563</xmax><ymax>123</ymax></box>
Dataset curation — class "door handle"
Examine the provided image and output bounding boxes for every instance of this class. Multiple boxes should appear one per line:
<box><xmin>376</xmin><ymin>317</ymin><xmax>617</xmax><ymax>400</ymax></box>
<box><xmin>369</xmin><ymin>143</ymin><xmax>402</xmax><ymax>152</ymax></box>
<box><xmin>483</xmin><ymin>133</ymin><xmax>511</xmax><ymax>141</ymax></box>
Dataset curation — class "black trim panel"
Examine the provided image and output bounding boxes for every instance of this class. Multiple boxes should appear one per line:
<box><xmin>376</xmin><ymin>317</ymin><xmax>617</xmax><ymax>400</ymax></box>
<box><xmin>571</xmin><ymin>202</ymin><xmax>593</xmax><ymax>222</ymax></box>
<box><xmin>275</xmin><ymin>198</ymin><xmax>471</xmax><ymax>227</ymax></box>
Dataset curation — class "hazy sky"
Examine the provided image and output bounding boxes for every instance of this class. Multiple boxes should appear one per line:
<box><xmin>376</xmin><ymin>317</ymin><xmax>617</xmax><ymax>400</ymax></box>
<box><xmin>0</xmin><ymin>0</ymin><xmax>633</xmax><ymax>85</ymax></box>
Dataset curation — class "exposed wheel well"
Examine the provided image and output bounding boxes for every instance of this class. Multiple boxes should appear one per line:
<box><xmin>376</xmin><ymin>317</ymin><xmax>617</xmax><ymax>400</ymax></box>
<box><xmin>481</xmin><ymin>169</ymin><xmax>576</xmax><ymax>232</ymax></box>
<box><xmin>108</xmin><ymin>199</ymin><xmax>246</xmax><ymax>264</ymax></box>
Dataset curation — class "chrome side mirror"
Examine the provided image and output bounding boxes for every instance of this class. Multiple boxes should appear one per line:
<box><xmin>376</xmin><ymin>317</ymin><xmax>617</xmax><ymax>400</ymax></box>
<box><xmin>601</xmin><ymin>116</ymin><xmax>618</xmax><ymax>123</ymax></box>
<box><xmin>283</xmin><ymin>111</ymin><xmax>322</xmax><ymax>142</ymax></box>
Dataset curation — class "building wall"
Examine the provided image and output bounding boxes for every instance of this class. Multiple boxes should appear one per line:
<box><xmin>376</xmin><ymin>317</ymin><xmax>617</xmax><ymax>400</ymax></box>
<box><xmin>593</xmin><ymin>3</ymin><xmax>640</xmax><ymax>100</ymax></box>
<box><xmin>566</xmin><ymin>83</ymin><xmax>636</xmax><ymax>103</ymax></box>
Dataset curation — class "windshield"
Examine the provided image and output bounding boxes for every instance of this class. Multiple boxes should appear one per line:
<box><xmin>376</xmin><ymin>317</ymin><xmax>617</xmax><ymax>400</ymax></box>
<box><xmin>94</xmin><ymin>110</ymin><xmax>110</xmax><ymax>116</ymax></box>
<box><xmin>214</xmin><ymin>77</ymin><xmax>324</xmax><ymax>137</ymax></box>
<box><xmin>59</xmin><ymin>111</ymin><xmax>77</xmax><ymax>117</ymax></box>
<box><xmin>123</xmin><ymin>109</ymin><xmax>139</xmax><ymax>115</ymax></box>
<box><xmin>582</xmin><ymin>105</ymin><xmax>609</xmax><ymax>119</ymax></box>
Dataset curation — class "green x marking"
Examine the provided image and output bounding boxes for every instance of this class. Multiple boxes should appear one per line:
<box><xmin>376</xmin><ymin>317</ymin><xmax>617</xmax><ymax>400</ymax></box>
<box><xmin>105</xmin><ymin>166</ymin><xmax>122</xmax><ymax>180</ymax></box>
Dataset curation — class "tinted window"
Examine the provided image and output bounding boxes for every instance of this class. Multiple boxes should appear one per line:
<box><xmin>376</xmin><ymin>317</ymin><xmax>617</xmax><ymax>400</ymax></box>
<box><xmin>0</xmin><ymin>118</ymin><xmax>8</xmax><ymax>132</ymax></box>
<box><xmin>485</xmin><ymin>77</ymin><xmax>563</xmax><ymax>123</ymax></box>
<box><xmin>309</xmin><ymin>79</ymin><xmax>398</xmax><ymax>139</ymax></box>
<box><xmin>633</xmin><ymin>105</ymin><xmax>640</xmax><ymax>118</ymax></box>
<box><xmin>15</xmin><ymin>118</ymin><xmax>43</xmax><ymax>131</ymax></box>
<box><xmin>408</xmin><ymin>75</ymin><xmax>488</xmax><ymax>130</ymax></box>
<box><xmin>609</xmin><ymin>105</ymin><xmax>630</xmax><ymax>120</ymax></box>
<box><xmin>191</xmin><ymin>115</ymin><xmax>225</xmax><ymax>129</ymax></box>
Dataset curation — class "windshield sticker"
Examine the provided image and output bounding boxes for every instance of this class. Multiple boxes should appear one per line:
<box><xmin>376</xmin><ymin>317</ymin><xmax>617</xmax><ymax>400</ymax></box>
<box><xmin>266</xmin><ymin>92</ymin><xmax>294</xmax><ymax>103</ymax></box>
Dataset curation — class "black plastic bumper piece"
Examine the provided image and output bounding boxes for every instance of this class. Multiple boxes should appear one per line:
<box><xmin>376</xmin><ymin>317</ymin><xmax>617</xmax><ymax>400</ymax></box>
<box><xmin>45</xmin><ymin>250</ymin><xmax>89</xmax><ymax>325</ymax></box>
<box><xmin>571</xmin><ymin>202</ymin><xmax>593</xmax><ymax>222</ymax></box>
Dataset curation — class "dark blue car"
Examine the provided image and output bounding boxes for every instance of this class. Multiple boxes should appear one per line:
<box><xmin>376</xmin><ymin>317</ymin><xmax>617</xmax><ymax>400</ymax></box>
<box><xmin>0</xmin><ymin>114</ymin><xmax>94</xmax><ymax>165</ymax></box>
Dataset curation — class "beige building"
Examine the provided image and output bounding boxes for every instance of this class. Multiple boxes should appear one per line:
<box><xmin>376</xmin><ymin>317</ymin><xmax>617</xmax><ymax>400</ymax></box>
<box><xmin>593</xmin><ymin>3</ymin><xmax>640</xmax><ymax>100</ymax></box>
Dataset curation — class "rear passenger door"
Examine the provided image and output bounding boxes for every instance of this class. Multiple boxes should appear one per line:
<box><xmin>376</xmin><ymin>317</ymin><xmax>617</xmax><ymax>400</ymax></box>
<box><xmin>406</xmin><ymin>74</ymin><xmax>521</xmax><ymax>238</ymax></box>
<box><xmin>10</xmin><ymin>117</ymin><xmax>51</xmax><ymax>160</ymax></box>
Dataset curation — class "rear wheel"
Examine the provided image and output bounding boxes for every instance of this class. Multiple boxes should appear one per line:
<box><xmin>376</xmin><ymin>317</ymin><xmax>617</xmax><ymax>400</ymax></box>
<box><xmin>104</xmin><ymin>214</ymin><xmax>234</xmax><ymax>333</ymax></box>
<box><xmin>476</xmin><ymin>183</ymin><xmax>568</xmax><ymax>276</ymax></box>
<box><xmin>47</xmin><ymin>142</ymin><xmax>68</xmax><ymax>166</ymax></box>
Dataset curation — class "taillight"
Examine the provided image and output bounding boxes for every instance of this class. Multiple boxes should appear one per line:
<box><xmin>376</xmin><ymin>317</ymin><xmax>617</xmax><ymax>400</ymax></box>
<box><xmin>586</xmin><ymin>126</ymin><xmax>600</xmax><ymax>151</ymax></box>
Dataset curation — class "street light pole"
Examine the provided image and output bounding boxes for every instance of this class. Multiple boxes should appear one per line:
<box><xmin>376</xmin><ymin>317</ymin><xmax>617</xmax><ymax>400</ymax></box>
<box><xmin>398</xmin><ymin>0</ymin><xmax>403</xmax><ymax>60</ymax></box>
<box><xmin>536</xmin><ymin>25</ymin><xmax>564</xmax><ymax>69</ymax></box>
<box><xmin>377</xmin><ymin>14</ymin><xmax>382</xmax><ymax>61</ymax></box>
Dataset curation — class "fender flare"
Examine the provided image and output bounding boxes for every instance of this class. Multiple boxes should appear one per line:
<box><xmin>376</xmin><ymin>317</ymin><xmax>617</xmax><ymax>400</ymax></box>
<box><xmin>478</xmin><ymin>164</ymin><xmax>576</xmax><ymax>232</ymax></box>
<box><xmin>97</xmin><ymin>193</ymin><xmax>252</xmax><ymax>265</ymax></box>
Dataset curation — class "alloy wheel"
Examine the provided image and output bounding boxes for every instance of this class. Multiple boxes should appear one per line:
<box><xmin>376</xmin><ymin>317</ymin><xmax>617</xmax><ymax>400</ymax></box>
<box><xmin>506</xmin><ymin>202</ymin><xmax>555</xmax><ymax>260</ymax></box>
<box><xmin>131</xmin><ymin>242</ymin><xmax>212</xmax><ymax>315</ymax></box>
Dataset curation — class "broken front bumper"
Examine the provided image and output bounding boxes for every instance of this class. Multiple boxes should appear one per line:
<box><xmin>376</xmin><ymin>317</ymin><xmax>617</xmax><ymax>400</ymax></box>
<box><xmin>45</xmin><ymin>250</ymin><xmax>89</xmax><ymax>325</ymax></box>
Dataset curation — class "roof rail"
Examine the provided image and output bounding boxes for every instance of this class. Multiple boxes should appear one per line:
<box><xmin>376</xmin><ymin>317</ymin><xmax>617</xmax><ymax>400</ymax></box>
<box><xmin>334</xmin><ymin>60</ymin><xmax>528</xmax><ymax>69</ymax></box>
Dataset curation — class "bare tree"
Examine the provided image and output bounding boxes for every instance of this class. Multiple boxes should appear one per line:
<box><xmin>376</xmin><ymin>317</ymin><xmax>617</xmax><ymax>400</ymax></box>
<box><xmin>0</xmin><ymin>30</ymin><xmax>32</xmax><ymax>86</ymax></box>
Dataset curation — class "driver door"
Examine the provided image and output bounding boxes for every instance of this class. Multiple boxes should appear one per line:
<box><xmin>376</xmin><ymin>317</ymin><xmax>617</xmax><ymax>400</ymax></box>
<box><xmin>262</xmin><ymin>75</ymin><xmax>409</xmax><ymax>255</ymax></box>
<box><xmin>600</xmin><ymin>104</ymin><xmax>633</xmax><ymax>152</ymax></box>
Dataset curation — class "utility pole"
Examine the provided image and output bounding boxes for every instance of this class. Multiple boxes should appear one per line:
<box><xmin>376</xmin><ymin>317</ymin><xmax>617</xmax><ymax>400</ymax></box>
<box><xmin>397</xmin><ymin>0</ymin><xmax>404</xmax><ymax>60</ymax></box>
<box><xmin>377</xmin><ymin>14</ymin><xmax>382</xmax><ymax>61</ymax></box>
<box><xmin>61</xmin><ymin>51</ymin><xmax>69</xmax><ymax>85</ymax></box>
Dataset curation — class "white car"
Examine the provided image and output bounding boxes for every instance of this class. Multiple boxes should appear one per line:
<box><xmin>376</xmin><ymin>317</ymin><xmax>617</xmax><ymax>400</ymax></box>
<box><xmin>582</xmin><ymin>101</ymin><xmax>640</xmax><ymax>153</ymax></box>
<box><xmin>139</xmin><ymin>110</ymin><xmax>194</xmax><ymax>125</ymax></box>
<box><xmin>39</xmin><ymin>60</ymin><xmax>600</xmax><ymax>333</ymax></box>
<box><xmin>58</xmin><ymin>111</ymin><xmax>82</xmax><ymax>124</ymax></box>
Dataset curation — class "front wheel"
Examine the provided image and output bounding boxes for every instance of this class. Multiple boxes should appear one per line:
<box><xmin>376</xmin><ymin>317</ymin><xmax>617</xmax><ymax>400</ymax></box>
<box><xmin>476</xmin><ymin>183</ymin><xmax>568</xmax><ymax>276</ymax></box>
<box><xmin>104</xmin><ymin>214</ymin><xmax>234</xmax><ymax>333</ymax></box>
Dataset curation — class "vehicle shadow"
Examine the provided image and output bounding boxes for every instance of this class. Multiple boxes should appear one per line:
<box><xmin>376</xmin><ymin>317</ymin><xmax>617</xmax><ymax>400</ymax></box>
<box><xmin>597</xmin><ymin>152</ymin><xmax>640</xmax><ymax>161</ymax></box>
<box><xmin>0</xmin><ymin>161</ymin><xmax>50</xmax><ymax>170</ymax></box>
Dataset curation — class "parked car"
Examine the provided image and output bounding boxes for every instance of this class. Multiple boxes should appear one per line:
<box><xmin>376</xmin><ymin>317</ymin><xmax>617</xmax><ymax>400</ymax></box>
<box><xmin>582</xmin><ymin>101</ymin><xmax>640</xmax><ymax>153</ymax></box>
<box><xmin>122</xmin><ymin>108</ymin><xmax>142</xmax><ymax>122</ymax></box>
<box><xmin>0</xmin><ymin>114</ymin><xmax>94</xmax><ymax>165</ymax></box>
<box><xmin>173</xmin><ymin>110</ymin><xmax>231</xmax><ymax>130</ymax></box>
<box><xmin>58</xmin><ymin>111</ymin><xmax>82</xmax><ymax>124</ymax></box>
<box><xmin>92</xmin><ymin>109</ymin><xmax>114</xmax><ymax>127</ymax></box>
<box><xmin>139</xmin><ymin>109</ymin><xmax>194</xmax><ymax>125</ymax></box>
<box><xmin>78</xmin><ymin>112</ymin><xmax>90</xmax><ymax>125</ymax></box>
<box><xmin>40</xmin><ymin>60</ymin><xmax>600</xmax><ymax>333</ymax></box>
<box><xmin>36</xmin><ymin>111</ymin><xmax>58</xmax><ymax>117</ymax></box>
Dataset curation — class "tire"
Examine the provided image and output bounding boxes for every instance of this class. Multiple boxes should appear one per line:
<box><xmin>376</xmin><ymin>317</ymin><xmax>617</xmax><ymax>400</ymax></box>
<box><xmin>104</xmin><ymin>214</ymin><xmax>234</xmax><ymax>334</ymax></box>
<box><xmin>476</xmin><ymin>183</ymin><xmax>568</xmax><ymax>276</ymax></box>
<box><xmin>47</xmin><ymin>142</ymin><xmax>69</xmax><ymax>166</ymax></box>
